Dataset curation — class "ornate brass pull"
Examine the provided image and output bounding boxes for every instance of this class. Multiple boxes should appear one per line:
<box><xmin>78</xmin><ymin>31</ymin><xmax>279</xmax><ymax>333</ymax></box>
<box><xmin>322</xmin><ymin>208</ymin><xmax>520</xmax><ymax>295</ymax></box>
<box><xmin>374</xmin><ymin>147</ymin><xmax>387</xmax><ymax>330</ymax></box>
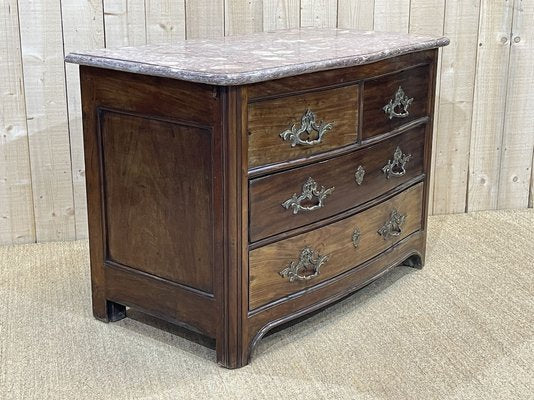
<box><xmin>378</xmin><ymin>209</ymin><xmax>406</xmax><ymax>239</ymax></box>
<box><xmin>383</xmin><ymin>86</ymin><xmax>413</xmax><ymax>120</ymax></box>
<box><xmin>280</xmin><ymin>109</ymin><xmax>334</xmax><ymax>147</ymax></box>
<box><xmin>354</xmin><ymin>165</ymin><xmax>365</xmax><ymax>186</ymax></box>
<box><xmin>279</xmin><ymin>247</ymin><xmax>329</xmax><ymax>282</ymax></box>
<box><xmin>282</xmin><ymin>177</ymin><xmax>335</xmax><ymax>214</ymax></box>
<box><xmin>382</xmin><ymin>147</ymin><xmax>412</xmax><ymax>179</ymax></box>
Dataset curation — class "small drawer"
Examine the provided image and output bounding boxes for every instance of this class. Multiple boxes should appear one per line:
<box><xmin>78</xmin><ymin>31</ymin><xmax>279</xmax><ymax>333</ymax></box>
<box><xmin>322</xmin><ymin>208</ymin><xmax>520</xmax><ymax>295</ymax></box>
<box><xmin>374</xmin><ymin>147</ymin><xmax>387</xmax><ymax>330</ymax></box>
<box><xmin>248</xmin><ymin>85</ymin><xmax>359</xmax><ymax>169</ymax></box>
<box><xmin>249</xmin><ymin>125</ymin><xmax>426</xmax><ymax>242</ymax></box>
<box><xmin>249</xmin><ymin>182</ymin><xmax>424</xmax><ymax>310</ymax></box>
<box><xmin>362</xmin><ymin>65</ymin><xmax>431</xmax><ymax>140</ymax></box>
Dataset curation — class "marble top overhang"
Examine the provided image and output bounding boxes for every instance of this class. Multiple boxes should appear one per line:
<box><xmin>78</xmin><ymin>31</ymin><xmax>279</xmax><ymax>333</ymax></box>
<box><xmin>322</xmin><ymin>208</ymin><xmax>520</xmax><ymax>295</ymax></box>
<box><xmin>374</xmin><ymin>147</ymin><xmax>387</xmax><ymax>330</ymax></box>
<box><xmin>65</xmin><ymin>28</ymin><xmax>449</xmax><ymax>86</ymax></box>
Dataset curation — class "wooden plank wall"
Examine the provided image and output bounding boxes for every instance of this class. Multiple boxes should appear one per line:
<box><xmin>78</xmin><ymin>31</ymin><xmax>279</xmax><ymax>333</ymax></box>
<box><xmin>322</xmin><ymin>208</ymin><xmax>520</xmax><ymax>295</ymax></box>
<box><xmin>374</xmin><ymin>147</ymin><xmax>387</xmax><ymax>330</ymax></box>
<box><xmin>0</xmin><ymin>0</ymin><xmax>532</xmax><ymax>244</ymax></box>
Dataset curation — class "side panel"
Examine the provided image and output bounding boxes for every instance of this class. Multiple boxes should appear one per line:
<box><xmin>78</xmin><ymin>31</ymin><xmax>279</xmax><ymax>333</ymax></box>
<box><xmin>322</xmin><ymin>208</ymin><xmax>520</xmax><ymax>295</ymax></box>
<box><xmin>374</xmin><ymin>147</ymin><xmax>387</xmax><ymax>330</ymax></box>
<box><xmin>80</xmin><ymin>67</ymin><xmax>221</xmax><ymax>335</ymax></box>
<box><xmin>101</xmin><ymin>111</ymin><xmax>214</xmax><ymax>292</ymax></box>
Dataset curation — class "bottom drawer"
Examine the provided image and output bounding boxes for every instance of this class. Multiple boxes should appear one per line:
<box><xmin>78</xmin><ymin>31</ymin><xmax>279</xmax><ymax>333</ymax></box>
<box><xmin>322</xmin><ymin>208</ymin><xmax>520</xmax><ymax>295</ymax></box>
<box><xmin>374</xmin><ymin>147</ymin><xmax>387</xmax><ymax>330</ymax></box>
<box><xmin>249</xmin><ymin>183</ymin><xmax>424</xmax><ymax>310</ymax></box>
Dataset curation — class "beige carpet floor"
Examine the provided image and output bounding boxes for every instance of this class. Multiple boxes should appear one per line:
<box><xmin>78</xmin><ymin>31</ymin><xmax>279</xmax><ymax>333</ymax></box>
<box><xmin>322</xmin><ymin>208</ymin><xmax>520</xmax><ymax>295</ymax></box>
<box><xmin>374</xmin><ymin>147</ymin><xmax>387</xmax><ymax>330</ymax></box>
<box><xmin>0</xmin><ymin>210</ymin><xmax>533</xmax><ymax>400</ymax></box>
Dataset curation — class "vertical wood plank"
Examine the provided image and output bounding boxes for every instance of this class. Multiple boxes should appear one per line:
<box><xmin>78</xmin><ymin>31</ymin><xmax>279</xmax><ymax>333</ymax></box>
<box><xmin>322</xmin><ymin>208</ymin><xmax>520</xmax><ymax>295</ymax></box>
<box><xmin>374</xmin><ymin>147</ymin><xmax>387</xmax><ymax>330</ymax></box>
<box><xmin>300</xmin><ymin>0</ymin><xmax>337</xmax><ymax>28</ymax></box>
<box><xmin>497</xmin><ymin>0</ymin><xmax>534</xmax><ymax>209</ymax></box>
<box><xmin>225</xmin><ymin>0</ymin><xmax>263</xmax><ymax>35</ymax></box>
<box><xmin>468</xmin><ymin>0</ymin><xmax>513</xmax><ymax>211</ymax></box>
<box><xmin>61</xmin><ymin>0</ymin><xmax>105</xmax><ymax>240</ymax></box>
<box><xmin>374</xmin><ymin>0</ymin><xmax>410</xmax><ymax>33</ymax></box>
<box><xmin>409</xmin><ymin>0</ymin><xmax>445</xmax><ymax>216</ymax></box>
<box><xmin>18</xmin><ymin>0</ymin><xmax>76</xmax><ymax>241</ymax></box>
<box><xmin>263</xmin><ymin>0</ymin><xmax>300</xmax><ymax>31</ymax></box>
<box><xmin>4</xmin><ymin>0</ymin><xmax>534</xmax><ymax>248</ymax></box>
<box><xmin>432</xmin><ymin>0</ymin><xmax>481</xmax><ymax>215</ymax></box>
<box><xmin>103</xmin><ymin>0</ymin><xmax>147</xmax><ymax>47</ymax></box>
<box><xmin>0</xmin><ymin>0</ymin><xmax>36</xmax><ymax>244</ymax></box>
<box><xmin>409</xmin><ymin>0</ymin><xmax>445</xmax><ymax>35</ymax></box>
<box><xmin>337</xmin><ymin>0</ymin><xmax>374</xmax><ymax>30</ymax></box>
<box><xmin>185</xmin><ymin>0</ymin><xmax>224</xmax><ymax>39</ymax></box>
<box><xmin>146</xmin><ymin>0</ymin><xmax>186</xmax><ymax>44</ymax></box>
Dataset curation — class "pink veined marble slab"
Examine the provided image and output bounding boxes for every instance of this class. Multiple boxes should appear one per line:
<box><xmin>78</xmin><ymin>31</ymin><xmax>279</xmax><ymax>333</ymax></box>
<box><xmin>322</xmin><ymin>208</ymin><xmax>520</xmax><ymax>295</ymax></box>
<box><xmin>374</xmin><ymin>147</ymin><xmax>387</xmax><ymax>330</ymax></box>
<box><xmin>65</xmin><ymin>28</ymin><xmax>449</xmax><ymax>86</ymax></box>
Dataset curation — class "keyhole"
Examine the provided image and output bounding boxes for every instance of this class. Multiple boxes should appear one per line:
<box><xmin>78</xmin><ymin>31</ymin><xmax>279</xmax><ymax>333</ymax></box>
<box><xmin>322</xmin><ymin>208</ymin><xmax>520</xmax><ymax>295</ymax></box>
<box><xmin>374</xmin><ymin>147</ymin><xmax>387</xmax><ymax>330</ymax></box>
<box><xmin>391</xmin><ymin>163</ymin><xmax>405</xmax><ymax>175</ymax></box>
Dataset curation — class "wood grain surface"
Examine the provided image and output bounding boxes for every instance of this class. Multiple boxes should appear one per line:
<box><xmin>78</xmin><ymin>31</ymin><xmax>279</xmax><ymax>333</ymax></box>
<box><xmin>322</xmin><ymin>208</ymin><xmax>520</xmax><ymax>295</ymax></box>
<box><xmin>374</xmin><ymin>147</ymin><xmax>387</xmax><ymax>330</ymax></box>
<box><xmin>249</xmin><ymin>183</ymin><xmax>424</xmax><ymax>309</ymax></box>
<box><xmin>79</xmin><ymin>52</ymin><xmax>438</xmax><ymax>368</ymax></box>
<box><xmin>248</xmin><ymin>85</ymin><xmax>359</xmax><ymax>168</ymax></box>
<box><xmin>468</xmin><ymin>0</ymin><xmax>513</xmax><ymax>211</ymax></box>
<box><xmin>245</xmin><ymin>230</ymin><xmax>426</xmax><ymax>355</ymax></box>
<box><xmin>431</xmin><ymin>0</ymin><xmax>480</xmax><ymax>214</ymax></box>
<box><xmin>0</xmin><ymin>0</ymin><xmax>35</xmax><ymax>244</ymax></box>
<box><xmin>1</xmin><ymin>1</ymin><xmax>532</xmax><ymax>245</ymax></box>
<box><xmin>246</xmin><ymin>51</ymin><xmax>435</xmax><ymax>101</ymax></box>
<box><xmin>102</xmin><ymin>111</ymin><xmax>214</xmax><ymax>292</ymax></box>
<box><xmin>362</xmin><ymin>64</ymin><xmax>432</xmax><ymax>139</ymax></box>
<box><xmin>249</xmin><ymin>124</ymin><xmax>426</xmax><ymax>242</ymax></box>
<box><xmin>103</xmin><ymin>0</ymin><xmax>147</xmax><ymax>47</ymax></box>
<box><xmin>18</xmin><ymin>0</ymin><xmax>75</xmax><ymax>242</ymax></box>
<box><xmin>80</xmin><ymin>66</ymin><xmax>221</xmax><ymax>322</ymax></box>
<box><xmin>374</xmin><ymin>0</ymin><xmax>410</xmax><ymax>33</ymax></box>
<box><xmin>498</xmin><ymin>0</ymin><xmax>534</xmax><ymax>209</ymax></box>
<box><xmin>337</xmin><ymin>0</ymin><xmax>374</xmax><ymax>30</ymax></box>
<box><xmin>62</xmin><ymin>0</ymin><xmax>105</xmax><ymax>239</ymax></box>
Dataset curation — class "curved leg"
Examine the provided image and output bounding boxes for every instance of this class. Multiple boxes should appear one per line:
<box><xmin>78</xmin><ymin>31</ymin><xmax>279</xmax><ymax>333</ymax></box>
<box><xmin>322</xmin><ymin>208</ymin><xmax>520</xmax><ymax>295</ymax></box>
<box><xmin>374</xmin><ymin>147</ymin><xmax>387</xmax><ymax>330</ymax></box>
<box><xmin>402</xmin><ymin>253</ymin><xmax>424</xmax><ymax>269</ymax></box>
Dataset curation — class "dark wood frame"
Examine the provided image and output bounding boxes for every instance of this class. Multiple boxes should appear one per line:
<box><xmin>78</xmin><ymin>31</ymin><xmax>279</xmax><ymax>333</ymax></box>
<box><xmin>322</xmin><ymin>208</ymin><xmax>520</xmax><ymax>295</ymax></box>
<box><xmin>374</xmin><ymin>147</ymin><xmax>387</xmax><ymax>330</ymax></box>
<box><xmin>80</xmin><ymin>49</ymin><xmax>439</xmax><ymax>368</ymax></box>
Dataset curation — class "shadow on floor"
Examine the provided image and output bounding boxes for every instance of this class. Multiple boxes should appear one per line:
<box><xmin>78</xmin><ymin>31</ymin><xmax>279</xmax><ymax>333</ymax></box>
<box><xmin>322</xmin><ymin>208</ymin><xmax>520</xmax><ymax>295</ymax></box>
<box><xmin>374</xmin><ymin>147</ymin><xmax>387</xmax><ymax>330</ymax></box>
<box><xmin>119</xmin><ymin>264</ymin><xmax>416</xmax><ymax>361</ymax></box>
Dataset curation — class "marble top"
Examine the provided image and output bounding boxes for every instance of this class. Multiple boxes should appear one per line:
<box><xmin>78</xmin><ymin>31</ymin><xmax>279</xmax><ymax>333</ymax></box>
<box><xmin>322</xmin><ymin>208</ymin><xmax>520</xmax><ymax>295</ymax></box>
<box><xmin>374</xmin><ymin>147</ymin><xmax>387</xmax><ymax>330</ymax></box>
<box><xmin>65</xmin><ymin>28</ymin><xmax>449</xmax><ymax>86</ymax></box>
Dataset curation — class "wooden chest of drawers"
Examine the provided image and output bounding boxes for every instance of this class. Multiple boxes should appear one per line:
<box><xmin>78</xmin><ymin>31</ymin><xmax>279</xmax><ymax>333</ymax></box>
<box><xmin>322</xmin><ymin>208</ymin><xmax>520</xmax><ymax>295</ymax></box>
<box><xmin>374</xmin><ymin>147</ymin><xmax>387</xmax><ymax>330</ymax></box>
<box><xmin>67</xmin><ymin>28</ymin><xmax>448</xmax><ymax>368</ymax></box>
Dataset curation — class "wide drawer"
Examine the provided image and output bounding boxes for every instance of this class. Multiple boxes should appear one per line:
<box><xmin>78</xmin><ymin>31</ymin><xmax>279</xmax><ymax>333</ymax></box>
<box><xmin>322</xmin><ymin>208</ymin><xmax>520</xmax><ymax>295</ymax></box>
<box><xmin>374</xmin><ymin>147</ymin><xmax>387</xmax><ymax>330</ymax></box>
<box><xmin>249</xmin><ymin>124</ymin><xmax>426</xmax><ymax>242</ymax></box>
<box><xmin>248</xmin><ymin>85</ymin><xmax>359</xmax><ymax>169</ymax></box>
<box><xmin>249</xmin><ymin>183</ymin><xmax>424</xmax><ymax>310</ymax></box>
<box><xmin>362</xmin><ymin>64</ymin><xmax>431</xmax><ymax>140</ymax></box>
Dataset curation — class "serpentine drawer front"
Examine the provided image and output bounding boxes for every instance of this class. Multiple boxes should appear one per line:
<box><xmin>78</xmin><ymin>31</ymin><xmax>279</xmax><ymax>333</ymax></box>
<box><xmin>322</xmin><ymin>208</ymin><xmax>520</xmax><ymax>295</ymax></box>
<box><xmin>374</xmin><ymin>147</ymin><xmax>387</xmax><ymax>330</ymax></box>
<box><xmin>249</xmin><ymin>125</ymin><xmax>426</xmax><ymax>242</ymax></box>
<box><xmin>66</xmin><ymin>28</ymin><xmax>448</xmax><ymax>368</ymax></box>
<box><xmin>249</xmin><ymin>183</ymin><xmax>423</xmax><ymax>310</ymax></box>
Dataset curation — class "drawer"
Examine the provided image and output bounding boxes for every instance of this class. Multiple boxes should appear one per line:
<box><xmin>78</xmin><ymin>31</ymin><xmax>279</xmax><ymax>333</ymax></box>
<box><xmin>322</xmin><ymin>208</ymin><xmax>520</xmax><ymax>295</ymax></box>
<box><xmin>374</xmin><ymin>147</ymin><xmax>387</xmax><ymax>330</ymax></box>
<box><xmin>249</xmin><ymin>125</ymin><xmax>426</xmax><ymax>242</ymax></box>
<box><xmin>362</xmin><ymin>65</ymin><xmax>431</xmax><ymax>140</ymax></box>
<box><xmin>248</xmin><ymin>85</ymin><xmax>359</xmax><ymax>168</ymax></box>
<box><xmin>249</xmin><ymin>183</ymin><xmax>424</xmax><ymax>310</ymax></box>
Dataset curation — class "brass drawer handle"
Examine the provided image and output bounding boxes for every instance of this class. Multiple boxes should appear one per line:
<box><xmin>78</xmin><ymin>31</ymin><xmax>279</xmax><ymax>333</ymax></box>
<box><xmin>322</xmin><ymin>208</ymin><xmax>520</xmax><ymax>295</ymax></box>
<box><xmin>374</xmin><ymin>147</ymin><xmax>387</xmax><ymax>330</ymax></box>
<box><xmin>378</xmin><ymin>209</ymin><xmax>406</xmax><ymax>239</ymax></box>
<box><xmin>383</xmin><ymin>86</ymin><xmax>413</xmax><ymax>120</ymax></box>
<box><xmin>354</xmin><ymin>165</ymin><xmax>365</xmax><ymax>185</ymax></box>
<box><xmin>282</xmin><ymin>177</ymin><xmax>335</xmax><ymax>214</ymax></box>
<box><xmin>280</xmin><ymin>247</ymin><xmax>329</xmax><ymax>282</ymax></box>
<box><xmin>382</xmin><ymin>147</ymin><xmax>412</xmax><ymax>179</ymax></box>
<box><xmin>280</xmin><ymin>108</ymin><xmax>334</xmax><ymax>147</ymax></box>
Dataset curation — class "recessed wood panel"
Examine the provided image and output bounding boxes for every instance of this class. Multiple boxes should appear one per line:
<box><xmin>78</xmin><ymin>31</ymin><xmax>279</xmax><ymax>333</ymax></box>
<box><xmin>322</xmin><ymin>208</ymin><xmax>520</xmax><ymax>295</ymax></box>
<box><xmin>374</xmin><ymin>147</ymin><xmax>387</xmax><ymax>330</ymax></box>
<box><xmin>362</xmin><ymin>64</ymin><xmax>431</xmax><ymax>139</ymax></box>
<box><xmin>101</xmin><ymin>111</ymin><xmax>214</xmax><ymax>293</ymax></box>
<box><xmin>249</xmin><ymin>125</ymin><xmax>426</xmax><ymax>242</ymax></box>
<box><xmin>249</xmin><ymin>183</ymin><xmax>423</xmax><ymax>310</ymax></box>
<box><xmin>248</xmin><ymin>85</ymin><xmax>359</xmax><ymax>168</ymax></box>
